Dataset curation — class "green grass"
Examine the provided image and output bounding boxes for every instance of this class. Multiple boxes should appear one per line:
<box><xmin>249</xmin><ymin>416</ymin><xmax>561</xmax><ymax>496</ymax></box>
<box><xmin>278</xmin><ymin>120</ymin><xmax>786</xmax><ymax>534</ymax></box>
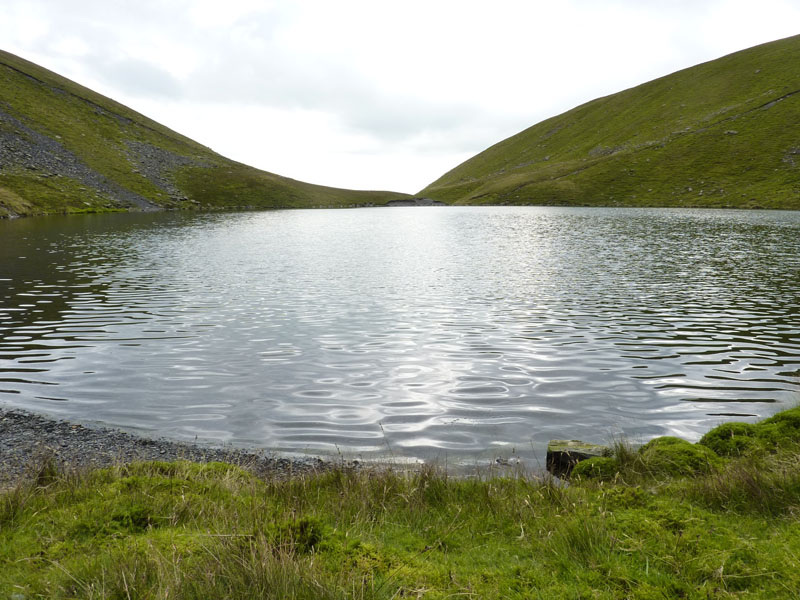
<box><xmin>6</xmin><ymin>34</ymin><xmax>799</xmax><ymax>217</ymax></box>
<box><xmin>0</xmin><ymin>171</ymin><xmax>124</xmax><ymax>217</ymax></box>
<box><xmin>420</xmin><ymin>34</ymin><xmax>800</xmax><ymax>210</ymax></box>
<box><xmin>0</xmin><ymin>50</ymin><xmax>409</xmax><ymax>217</ymax></box>
<box><xmin>173</xmin><ymin>162</ymin><xmax>412</xmax><ymax>211</ymax></box>
<box><xmin>3</xmin><ymin>409</ymin><xmax>800</xmax><ymax>598</ymax></box>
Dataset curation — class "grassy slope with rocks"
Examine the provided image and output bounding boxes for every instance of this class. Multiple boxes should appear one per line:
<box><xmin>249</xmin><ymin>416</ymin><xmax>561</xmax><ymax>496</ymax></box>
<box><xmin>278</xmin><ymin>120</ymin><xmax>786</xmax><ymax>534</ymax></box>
<box><xmin>421</xmin><ymin>35</ymin><xmax>800</xmax><ymax>210</ymax></box>
<box><xmin>0</xmin><ymin>50</ymin><xmax>409</xmax><ymax>218</ymax></box>
<box><xmin>2</xmin><ymin>407</ymin><xmax>799</xmax><ymax>598</ymax></box>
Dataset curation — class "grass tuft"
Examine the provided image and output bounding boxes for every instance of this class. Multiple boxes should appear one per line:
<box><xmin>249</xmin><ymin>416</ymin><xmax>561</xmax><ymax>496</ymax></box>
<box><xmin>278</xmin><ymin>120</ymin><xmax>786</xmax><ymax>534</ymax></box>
<box><xmin>2</xmin><ymin>409</ymin><xmax>800</xmax><ymax>597</ymax></box>
<box><xmin>688</xmin><ymin>443</ymin><xmax>800</xmax><ymax>515</ymax></box>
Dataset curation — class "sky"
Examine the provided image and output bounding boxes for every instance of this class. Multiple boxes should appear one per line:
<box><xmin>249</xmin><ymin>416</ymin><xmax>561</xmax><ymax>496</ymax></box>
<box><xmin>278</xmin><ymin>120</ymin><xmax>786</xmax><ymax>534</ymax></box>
<box><xmin>2</xmin><ymin>1</ymin><xmax>799</xmax><ymax>193</ymax></box>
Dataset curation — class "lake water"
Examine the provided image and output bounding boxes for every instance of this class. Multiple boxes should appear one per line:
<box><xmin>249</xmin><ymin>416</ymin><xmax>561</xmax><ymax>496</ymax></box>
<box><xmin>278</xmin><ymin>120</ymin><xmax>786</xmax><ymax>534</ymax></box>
<box><xmin>1</xmin><ymin>206</ymin><xmax>799</xmax><ymax>467</ymax></box>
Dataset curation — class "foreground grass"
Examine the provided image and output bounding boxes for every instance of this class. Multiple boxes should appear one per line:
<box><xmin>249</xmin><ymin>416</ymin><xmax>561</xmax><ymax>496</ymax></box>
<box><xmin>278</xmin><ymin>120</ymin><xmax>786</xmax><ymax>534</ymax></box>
<box><xmin>3</xmin><ymin>412</ymin><xmax>800</xmax><ymax>599</ymax></box>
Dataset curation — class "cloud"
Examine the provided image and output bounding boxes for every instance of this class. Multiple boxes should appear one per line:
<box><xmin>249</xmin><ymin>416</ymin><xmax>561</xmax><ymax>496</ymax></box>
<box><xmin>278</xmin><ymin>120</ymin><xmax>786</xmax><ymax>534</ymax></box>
<box><xmin>94</xmin><ymin>57</ymin><xmax>184</xmax><ymax>99</ymax></box>
<box><xmin>2</xmin><ymin>0</ymin><xmax>799</xmax><ymax>191</ymax></box>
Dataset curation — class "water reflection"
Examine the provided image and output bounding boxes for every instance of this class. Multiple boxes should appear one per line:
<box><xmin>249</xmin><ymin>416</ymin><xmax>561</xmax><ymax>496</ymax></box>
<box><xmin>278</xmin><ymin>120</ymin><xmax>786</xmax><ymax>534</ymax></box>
<box><xmin>1</xmin><ymin>207</ymin><xmax>799</xmax><ymax>465</ymax></box>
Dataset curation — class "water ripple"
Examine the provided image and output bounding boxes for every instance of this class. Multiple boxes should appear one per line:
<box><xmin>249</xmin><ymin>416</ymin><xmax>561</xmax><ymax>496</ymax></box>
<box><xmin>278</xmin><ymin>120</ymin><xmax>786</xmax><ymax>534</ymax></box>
<box><xmin>1</xmin><ymin>207</ymin><xmax>799</xmax><ymax>465</ymax></box>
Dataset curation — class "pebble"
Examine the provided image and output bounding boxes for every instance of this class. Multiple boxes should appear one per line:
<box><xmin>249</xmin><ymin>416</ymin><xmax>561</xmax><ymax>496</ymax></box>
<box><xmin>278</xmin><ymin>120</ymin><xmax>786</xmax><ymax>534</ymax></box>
<box><xmin>0</xmin><ymin>407</ymin><xmax>338</xmax><ymax>488</ymax></box>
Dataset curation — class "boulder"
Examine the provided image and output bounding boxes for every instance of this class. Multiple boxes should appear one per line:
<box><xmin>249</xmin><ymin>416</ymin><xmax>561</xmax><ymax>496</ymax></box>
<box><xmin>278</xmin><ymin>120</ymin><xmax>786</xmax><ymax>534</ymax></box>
<box><xmin>546</xmin><ymin>440</ymin><xmax>611</xmax><ymax>477</ymax></box>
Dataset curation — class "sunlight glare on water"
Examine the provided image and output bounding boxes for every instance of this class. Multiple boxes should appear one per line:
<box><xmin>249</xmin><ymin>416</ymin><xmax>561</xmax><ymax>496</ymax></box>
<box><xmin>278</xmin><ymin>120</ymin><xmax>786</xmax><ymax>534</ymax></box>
<box><xmin>1</xmin><ymin>206</ymin><xmax>799</xmax><ymax>466</ymax></box>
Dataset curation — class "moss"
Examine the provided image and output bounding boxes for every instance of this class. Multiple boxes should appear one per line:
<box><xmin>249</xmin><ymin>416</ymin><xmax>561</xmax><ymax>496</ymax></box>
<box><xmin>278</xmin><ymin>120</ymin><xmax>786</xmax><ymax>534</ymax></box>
<box><xmin>756</xmin><ymin>423</ymin><xmax>800</xmax><ymax>448</ymax></box>
<box><xmin>733</xmin><ymin>407</ymin><xmax>800</xmax><ymax>451</ymax></box>
<box><xmin>699</xmin><ymin>421</ymin><xmax>760</xmax><ymax>456</ymax></box>
<box><xmin>638</xmin><ymin>436</ymin><xmax>722</xmax><ymax>477</ymax></box>
<box><xmin>695</xmin><ymin>409</ymin><xmax>800</xmax><ymax>459</ymax></box>
<box><xmin>600</xmin><ymin>485</ymin><xmax>651</xmax><ymax>509</ymax></box>
<box><xmin>757</xmin><ymin>407</ymin><xmax>800</xmax><ymax>434</ymax></box>
<box><xmin>571</xmin><ymin>456</ymin><xmax>619</xmax><ymax>480</ymax></box>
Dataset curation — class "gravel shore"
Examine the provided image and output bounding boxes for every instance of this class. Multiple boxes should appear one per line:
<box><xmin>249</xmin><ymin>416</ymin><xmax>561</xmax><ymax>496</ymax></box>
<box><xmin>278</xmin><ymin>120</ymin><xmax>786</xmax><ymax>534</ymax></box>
<box><xmin>0</xmin><ymin>407</ymin><xmax>332</xmax><ymax>488</ymax></box>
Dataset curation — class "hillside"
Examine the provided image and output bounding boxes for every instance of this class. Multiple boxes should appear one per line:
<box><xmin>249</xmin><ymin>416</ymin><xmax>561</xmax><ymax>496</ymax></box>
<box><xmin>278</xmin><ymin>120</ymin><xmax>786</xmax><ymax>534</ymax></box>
<box><xmin>0</xmin><ymin>50</ymin><xmax>409</xmax><ymax>218</ymax></box>
<box><xmin>420</xmin><ymin>35</ymin><xmax>800</xmax><ymax>210</ymax></box>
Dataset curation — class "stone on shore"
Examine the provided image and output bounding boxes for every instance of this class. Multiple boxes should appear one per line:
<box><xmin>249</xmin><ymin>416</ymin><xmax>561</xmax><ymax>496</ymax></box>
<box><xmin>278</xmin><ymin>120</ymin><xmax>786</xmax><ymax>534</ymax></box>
<box><xmin>546</xmin><ymin>439</ymin><xmax>611</xmax><ymax>477</ymax></box>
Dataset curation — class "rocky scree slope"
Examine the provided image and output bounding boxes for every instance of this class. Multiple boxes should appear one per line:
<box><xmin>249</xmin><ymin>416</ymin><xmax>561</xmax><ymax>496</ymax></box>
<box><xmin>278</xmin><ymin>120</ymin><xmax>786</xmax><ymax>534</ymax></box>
<box><xmin>0</xmin><ymin>50</ymin><xmax>407</xmax><ymax>218</ymax></box>
<box><xmin>420</xmin><ymin>34</ymin><xmax>800</xmax><ymax>210</ymax></box>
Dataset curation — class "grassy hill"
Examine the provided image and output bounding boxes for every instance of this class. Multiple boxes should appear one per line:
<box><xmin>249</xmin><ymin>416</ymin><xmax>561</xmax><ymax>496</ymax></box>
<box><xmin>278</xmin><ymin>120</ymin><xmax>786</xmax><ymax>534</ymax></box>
<box><xmin>0</xmin><ymin>50</ymin><xmax>409</xmax><ymax>218</ymax></box>
<box><xmin>420</xmin><ymin>35</ymin><xmax>800</xmax><ymax>210</ymax></box>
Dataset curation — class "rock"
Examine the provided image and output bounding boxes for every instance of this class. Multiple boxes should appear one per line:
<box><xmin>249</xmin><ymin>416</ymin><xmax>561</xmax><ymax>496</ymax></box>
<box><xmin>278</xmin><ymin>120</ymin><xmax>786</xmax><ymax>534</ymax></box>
<box><xmin>124</xmin><ymin>140</ymin><xmax>209</xmax><ymax>202</ymax></box>
<box><xmin>0</xmin><ymin>107</ymin><xmax>157</xmax><ymax>211</ymax></box>
<box><xmin>546</xmin><ymin>439</ymin><xmax>611</xmax><ymax>477</ymax></box>
<box><xmin>0</xmin><ymin>407</ymin><xmax>334</xmax><ymax>488</ymax></box>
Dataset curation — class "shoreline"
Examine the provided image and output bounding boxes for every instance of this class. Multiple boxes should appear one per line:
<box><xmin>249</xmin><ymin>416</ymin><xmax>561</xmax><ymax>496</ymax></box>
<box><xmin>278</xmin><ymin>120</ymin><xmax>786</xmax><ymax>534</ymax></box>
<box><xmin>0</xmin><ymin>407</ymin><xmax>335</xmax><ymax>487</ymax></box>
<box><xmin>0</xmin><ymin>407</ymin><xmax>527</xmax><ymax>484</ymax></box>
<box><xmin>5</xmin><ymin>203</ymin><xmax>800</xmax><ymax>221</ymax></box>
<box><xmin>4</xmin><ymin>400</ymin><xmax>796</xmax><ymax>487</ymax></box>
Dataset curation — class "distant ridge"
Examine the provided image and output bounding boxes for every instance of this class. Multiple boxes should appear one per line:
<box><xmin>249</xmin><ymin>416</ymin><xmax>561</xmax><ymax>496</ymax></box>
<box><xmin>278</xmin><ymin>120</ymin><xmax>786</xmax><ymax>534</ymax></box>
<box><xmin>420</xmin><ymin>35</ymin><xmax>800</xmax><ymax>210</ymax></box>
<box><xmin>0</xmin><ymin>50</ymin><xmax>409</xmax><ymax>218</ymax></box>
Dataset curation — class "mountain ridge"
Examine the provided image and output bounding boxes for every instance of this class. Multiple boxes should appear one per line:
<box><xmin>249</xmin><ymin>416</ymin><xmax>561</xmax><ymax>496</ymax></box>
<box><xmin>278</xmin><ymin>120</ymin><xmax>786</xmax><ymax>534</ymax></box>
<box><xmin>0</xmin><ymin>49</ymin><xmax>409</xmax><ymax>218</ymax></box>
<box><xmin>419</xmin><ymin>34</ymin><xmax>800</xmax><ymax>210</ymax></box>
<box><xmin>3</xmin><ymin>35</ymin><xmax>799</xmax><ymax>218</ymax></box>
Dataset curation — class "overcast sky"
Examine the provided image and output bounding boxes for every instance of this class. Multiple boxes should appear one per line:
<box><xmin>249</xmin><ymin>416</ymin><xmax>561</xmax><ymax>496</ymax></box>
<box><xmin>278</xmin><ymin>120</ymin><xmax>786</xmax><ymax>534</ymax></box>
<box><xmin>2</xmin><ymin>1</ymin><xmax>798</xmax><ymax>193</ymax></box>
